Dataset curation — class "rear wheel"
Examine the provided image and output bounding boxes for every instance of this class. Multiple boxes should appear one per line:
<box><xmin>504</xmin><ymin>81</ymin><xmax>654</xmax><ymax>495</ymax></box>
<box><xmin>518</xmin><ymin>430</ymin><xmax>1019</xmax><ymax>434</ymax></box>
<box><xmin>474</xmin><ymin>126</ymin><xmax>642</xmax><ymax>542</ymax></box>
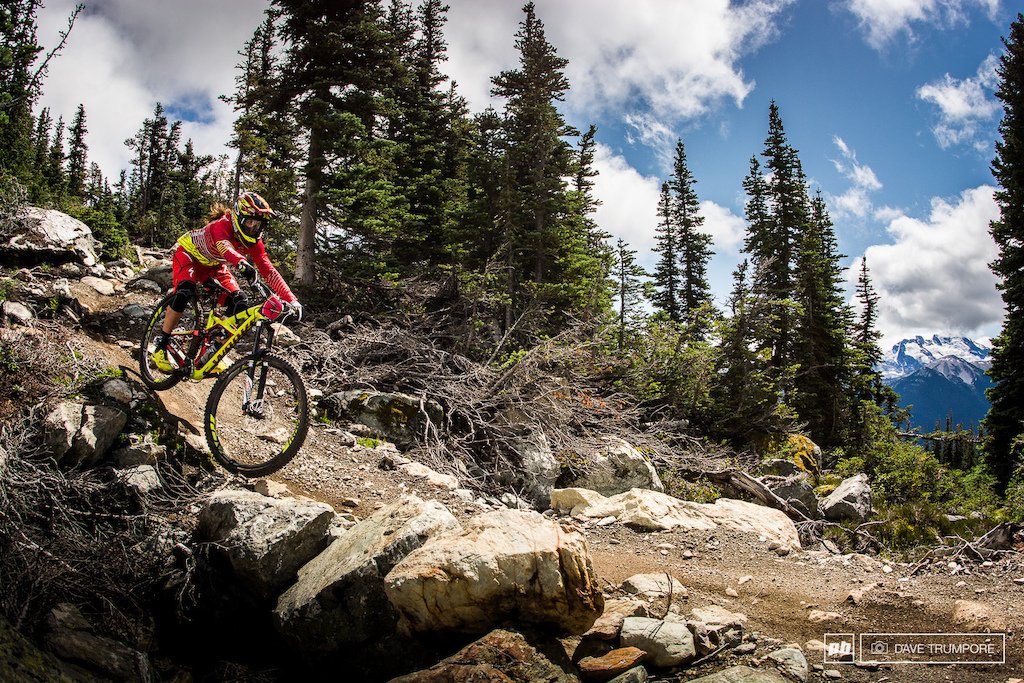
<box><xmin>204</xmin><ymin>354</ymin><xmax>308</xmax><ymax>477</ymax></box>
<box><xmin>139</xmin><ymin>293</ymin><xmax>202</xmax><ymax>390</ymax></box>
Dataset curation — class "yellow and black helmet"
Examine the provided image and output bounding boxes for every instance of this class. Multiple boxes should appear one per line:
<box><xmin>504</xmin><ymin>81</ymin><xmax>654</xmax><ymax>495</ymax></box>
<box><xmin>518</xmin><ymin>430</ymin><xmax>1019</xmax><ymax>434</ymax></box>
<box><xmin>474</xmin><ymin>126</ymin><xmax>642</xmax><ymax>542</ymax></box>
<box><xmin>232</xmin><ymin>191</ymin><xmax>275</xmax><ymax>247</ymax></box>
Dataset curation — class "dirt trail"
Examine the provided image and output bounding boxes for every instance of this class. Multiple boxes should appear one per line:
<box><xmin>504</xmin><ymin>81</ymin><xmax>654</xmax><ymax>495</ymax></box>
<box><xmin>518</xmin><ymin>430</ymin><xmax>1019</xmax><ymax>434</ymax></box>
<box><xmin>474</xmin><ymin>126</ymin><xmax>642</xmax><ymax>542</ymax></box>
<box><xmin>80</xmin><ymin>327</ymin><xmax>1024</xmax><ymax>683</ymax></box>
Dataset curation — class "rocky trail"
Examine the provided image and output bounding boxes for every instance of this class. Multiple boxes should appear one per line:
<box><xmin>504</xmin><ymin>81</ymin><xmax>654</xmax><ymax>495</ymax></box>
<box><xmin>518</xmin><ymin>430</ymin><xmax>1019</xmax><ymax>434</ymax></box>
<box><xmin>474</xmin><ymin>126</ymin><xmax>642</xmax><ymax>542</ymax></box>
<box><xmin>2</xmin><ymin>209</ymin><xmax>1023</xmax><ymax>682</ymax></box>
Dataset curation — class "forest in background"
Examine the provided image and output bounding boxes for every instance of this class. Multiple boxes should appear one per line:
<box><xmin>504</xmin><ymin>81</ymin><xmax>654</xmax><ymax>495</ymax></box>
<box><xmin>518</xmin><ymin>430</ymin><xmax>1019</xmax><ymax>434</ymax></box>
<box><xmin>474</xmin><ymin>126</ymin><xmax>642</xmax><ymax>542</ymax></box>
<box><xmin>3</xmin><ymin>0</ymin><xmax>1024</xmax><ymax>532</ymax></box>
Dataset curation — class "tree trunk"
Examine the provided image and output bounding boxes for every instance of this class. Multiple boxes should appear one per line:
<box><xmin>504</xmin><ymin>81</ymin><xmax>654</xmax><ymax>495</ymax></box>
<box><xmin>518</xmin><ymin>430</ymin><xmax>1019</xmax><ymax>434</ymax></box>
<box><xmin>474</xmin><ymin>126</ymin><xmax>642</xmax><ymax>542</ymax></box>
<box><xmin>295</xmin><ymin>129</ymin><xmax>321</xmax><ymax>285</ymax></box>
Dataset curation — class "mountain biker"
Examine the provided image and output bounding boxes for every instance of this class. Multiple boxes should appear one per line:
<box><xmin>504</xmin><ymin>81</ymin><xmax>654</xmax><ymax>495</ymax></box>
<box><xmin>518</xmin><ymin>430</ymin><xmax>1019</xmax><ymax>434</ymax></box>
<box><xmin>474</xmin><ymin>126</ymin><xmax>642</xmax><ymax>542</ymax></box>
<box><xmin>150</xmin><ymin>191</ymin><xmax>302</xmax><ymax>374</ymax></box>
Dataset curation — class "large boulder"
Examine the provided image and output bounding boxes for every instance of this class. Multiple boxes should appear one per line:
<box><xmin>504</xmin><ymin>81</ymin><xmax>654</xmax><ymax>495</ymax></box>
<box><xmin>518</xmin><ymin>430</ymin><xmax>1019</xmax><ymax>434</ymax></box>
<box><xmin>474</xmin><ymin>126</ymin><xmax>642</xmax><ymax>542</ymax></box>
<box><xmin>273</xmin><ymin>495</ymin><xmax>459</xmax><ymax>661</ymax></box>
<box><xmin>388</xmin><ymin>629</ymin><xmax>581</xmax><ymax>683</ymax></box>
<box><xmin>322</xmin><ymin>390</ymin><xmax>445</xmax><ymax>450</ymax></box>
<box><xmin>196</xmin><ymin>489</ymin><xmax>336</xmax><ymax>598</ymax></box>
<box><xmin>44</xmin><ymin>402</ymin><xmax>126</xmax><ymax>467</ymax></box>
<box><xmin>822</xmin><ymin>473</ymin><xmax>872</xmax><ymax>523</ymax></box>
<box><xmin>765</xmin><ymin>475</ymin><xmax>822</xmax><ymax>520</ymax></box>
<box><xmin>559</xmin><ymin>438</ymin><xmax>663</xmax><ymax>496</ymax></box>
<box><xmin>4</xmin><ymin>207</ymin><xmax>100</xmax><ymax>266</ymax></box>
<box><xmin>551</xmin><ymin>488</ymin><xmax>800</xmax><ymax>553</ymax></box>
<box><xmin>385</xmin><ymin>508</ymin><xmax>604</xmax><ymax>637</ymax></box>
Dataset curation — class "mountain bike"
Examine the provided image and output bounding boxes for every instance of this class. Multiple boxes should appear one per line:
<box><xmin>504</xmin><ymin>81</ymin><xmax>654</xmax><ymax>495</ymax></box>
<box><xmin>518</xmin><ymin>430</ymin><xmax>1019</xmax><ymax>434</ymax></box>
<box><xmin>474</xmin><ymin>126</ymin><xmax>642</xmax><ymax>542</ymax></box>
<box><xmin>138</xmin><ymin>270</ymin><xmax>309</xmax><ymax>477</ymax></box>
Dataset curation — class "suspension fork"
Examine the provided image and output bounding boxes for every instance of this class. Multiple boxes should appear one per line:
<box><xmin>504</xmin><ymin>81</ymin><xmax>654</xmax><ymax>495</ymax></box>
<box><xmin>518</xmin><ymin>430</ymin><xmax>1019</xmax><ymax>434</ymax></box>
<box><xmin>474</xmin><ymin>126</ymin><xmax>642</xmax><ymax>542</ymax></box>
<box><xmin>243</xmin><ymin>319</ymin><xmax>276</xmax><ymax>414</ymax></box>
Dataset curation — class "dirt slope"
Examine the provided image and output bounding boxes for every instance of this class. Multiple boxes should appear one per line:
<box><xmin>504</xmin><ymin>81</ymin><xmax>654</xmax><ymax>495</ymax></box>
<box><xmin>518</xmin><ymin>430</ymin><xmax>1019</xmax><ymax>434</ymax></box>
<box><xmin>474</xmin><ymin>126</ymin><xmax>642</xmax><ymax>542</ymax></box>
<box><xmin>38</xmin><ymin>290</ymin><xmax>1024</xmax><ymax>683</ymax></box>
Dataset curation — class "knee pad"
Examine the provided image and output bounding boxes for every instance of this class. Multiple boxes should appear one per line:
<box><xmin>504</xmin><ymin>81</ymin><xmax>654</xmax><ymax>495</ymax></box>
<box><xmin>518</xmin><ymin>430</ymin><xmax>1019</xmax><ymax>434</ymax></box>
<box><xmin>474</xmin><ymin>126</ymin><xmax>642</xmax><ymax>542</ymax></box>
<box><xmin>169</xmin><ymin>281</ymin><xmax>197</xmax><ymax>312</ymax></box>
<box><xmin>225</xmin><ymin>290</ymin><xmax>250</xmax><ymax>317</ymax></box>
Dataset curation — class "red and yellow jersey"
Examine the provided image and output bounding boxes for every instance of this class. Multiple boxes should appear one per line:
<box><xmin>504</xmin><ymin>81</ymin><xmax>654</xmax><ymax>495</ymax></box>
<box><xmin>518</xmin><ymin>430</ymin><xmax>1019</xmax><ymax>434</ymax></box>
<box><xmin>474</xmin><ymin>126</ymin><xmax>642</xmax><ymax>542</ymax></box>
<box><xmin>175</xmin><ymin>214</ymin><xmax>296</xmax><ymax>303</ymax></box>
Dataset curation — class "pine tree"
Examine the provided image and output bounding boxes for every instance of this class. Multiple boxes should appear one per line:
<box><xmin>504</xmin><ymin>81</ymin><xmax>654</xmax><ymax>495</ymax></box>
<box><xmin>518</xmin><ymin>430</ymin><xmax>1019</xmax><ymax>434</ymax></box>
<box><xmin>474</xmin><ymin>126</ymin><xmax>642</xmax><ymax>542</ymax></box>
<box><xmin>226</xmin><ymin>12</ymin><xmax>300</xmax><ymax>249</ymax></box>
<box><xmin>272</xmin><ymin>0</ymin><xmax>397</xmax><ymax>283</ymax></box>
<box><xmin>44</xmin><ymin>114</ymin><xmax>64</xmax><ymax>198</ymax></box>
<box><xmin>490</xmin><ymin>2</ymin><xmax>578</xmax><ymax>335</ymax></box>
<box><xmin>792</xmin><ymin>190</ymin><xmax>851</xmax><ymax>447</ymax></box>
<box><xmin>66</xmin><ymin>103</ymin><xmax>88</xmax><ymax>199</ymax></box>
<box><xmin>613</xmin><ymin>237</ymin><xmax>648</xmax><ymax>355</ymax></box>
<box><xmin>985</xmin><ymin>12</ymin><xmax>1024</xmax><ymax>490</ymax></box>
<box><xmin>651</xmin><ymin>181</ymin><xmax>681</xmax><ymax>321</ymax></box>
<box><xmin>669</xmin><ymin>140</ymin><xmax>714</xmax><ymax>335</ymax></box>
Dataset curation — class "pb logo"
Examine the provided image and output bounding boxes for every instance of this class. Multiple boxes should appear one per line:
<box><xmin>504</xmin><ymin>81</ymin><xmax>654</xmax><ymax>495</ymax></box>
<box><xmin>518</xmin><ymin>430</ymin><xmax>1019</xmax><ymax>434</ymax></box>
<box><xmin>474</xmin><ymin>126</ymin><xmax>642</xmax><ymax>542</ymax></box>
<box><xmin>824</xmin><ymin>634</ymin><xmax>855</xmax><ymax>664</ymax></box>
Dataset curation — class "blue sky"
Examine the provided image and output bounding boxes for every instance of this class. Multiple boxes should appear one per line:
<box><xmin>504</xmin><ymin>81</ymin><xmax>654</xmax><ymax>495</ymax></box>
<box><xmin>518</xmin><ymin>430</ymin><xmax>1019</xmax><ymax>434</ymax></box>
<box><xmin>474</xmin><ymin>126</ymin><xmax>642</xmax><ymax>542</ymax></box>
<box><xmin>35</xmin><ymin>0</ymin><xmax>1015</xmax><ymax>347</ymax></box>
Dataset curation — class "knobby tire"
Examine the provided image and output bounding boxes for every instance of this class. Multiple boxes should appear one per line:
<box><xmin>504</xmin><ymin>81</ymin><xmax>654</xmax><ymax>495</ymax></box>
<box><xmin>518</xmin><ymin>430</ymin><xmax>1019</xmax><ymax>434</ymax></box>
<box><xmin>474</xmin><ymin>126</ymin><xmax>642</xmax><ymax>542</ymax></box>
<box><xmin>204</xmin><ymin>353</ymin><xmax>308</xmax><ymax>477</ymax></box>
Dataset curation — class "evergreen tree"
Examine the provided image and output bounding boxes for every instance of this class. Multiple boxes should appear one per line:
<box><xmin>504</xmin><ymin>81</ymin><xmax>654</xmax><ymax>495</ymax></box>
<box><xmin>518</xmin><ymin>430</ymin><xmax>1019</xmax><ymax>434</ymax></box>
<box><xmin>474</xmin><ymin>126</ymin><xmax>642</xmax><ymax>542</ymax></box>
<box><xmin>44</xmin><ymin>114</ymin><xmax>64</xmax><ymax>198</ymax></box>
<box><xmin>0</xmin><ymin>2</ymin><xmax>79</xmax><ymax>180</ymax></box>
<box><xmin>66</xmin><ymin>103</ymin><xmax>88</xmax><ymax>198</ymax></box>
<box><xmin>668</xmin><ymin>139</ymin><xmax>713</xmax><ymax>335</ymax></box>
<box><xmin>272</xmin><ymin>0</ymin><xmax>399</xmax><ymax>283</ymax></box>
<box><xmin>985</xmin><ymin>12</ymin><xmax>1024</xmax><ymax>490</ymax></box>
<box><xmin>226</xmin><ymin>12</ymin><xmax>301</xmax><ymax>251</ymax></box>
<box><xmin>490</xmin><ymin>2</ymin><xmax>578</xmax><ymax>336</ymax></box>
<box><xmin>651</xmin><ymin>181</ymin><xmax>681</xmax><ymax>321</ymax></box>
<box><xmin>792</xmin><ymin>190</ymin><xmax>851</xmax><ymax>447</ymax></box>
<box><xmin>613</xmin><ymin>238</ymin><xmax>647</xmax><ymax>355</ymax></box>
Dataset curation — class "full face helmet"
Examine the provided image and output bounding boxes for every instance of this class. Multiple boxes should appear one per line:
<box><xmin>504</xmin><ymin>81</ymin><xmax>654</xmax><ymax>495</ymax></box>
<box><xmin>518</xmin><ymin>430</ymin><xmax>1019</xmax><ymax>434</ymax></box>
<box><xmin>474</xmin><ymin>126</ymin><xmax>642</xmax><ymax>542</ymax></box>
<box><xmin>232</xmin><ymin>192</ymin><xmax>275</xmax><ymax>247</ymax></box>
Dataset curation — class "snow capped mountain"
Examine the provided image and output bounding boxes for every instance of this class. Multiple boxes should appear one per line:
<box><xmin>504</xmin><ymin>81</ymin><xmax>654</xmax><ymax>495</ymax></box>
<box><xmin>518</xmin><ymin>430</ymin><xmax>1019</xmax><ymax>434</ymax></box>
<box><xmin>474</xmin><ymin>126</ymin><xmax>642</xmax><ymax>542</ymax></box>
<box><xmin>879</xmin><ymin>335</ymin><xmax>991</xmax><ymax>380</ymax></box>
<box><xmin>879</xmin><ymin>335</ymin><xmax>993</xmax><ymax>431</ymax></box>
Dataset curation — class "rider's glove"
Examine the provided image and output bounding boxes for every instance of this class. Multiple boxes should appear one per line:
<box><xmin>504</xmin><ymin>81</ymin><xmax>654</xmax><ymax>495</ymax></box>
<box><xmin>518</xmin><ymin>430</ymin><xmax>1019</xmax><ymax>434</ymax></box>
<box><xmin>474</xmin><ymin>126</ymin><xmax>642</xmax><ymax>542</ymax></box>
<box><xmin>237</xmin><ymin>261</ymin><xmax>257</xmax><ymax>285</ymax></box>
<box><xmin>285</xmin><ymin>300</ymin><xmax>303</xmax><ymax>322</ymax></box>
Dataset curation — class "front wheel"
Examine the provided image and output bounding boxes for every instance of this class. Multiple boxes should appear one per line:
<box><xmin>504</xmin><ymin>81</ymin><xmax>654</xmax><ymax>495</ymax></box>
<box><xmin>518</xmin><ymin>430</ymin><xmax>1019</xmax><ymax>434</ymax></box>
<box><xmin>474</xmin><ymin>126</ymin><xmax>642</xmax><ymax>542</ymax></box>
<box><xmin>204</xmin><ymin>354</ymin><xmax>308</xmax><ymax>477</ymax></box>
<box><xmin>139</xmin><ymin>292</ymin><xmax>202</xmax><ymax>391</ymax></box>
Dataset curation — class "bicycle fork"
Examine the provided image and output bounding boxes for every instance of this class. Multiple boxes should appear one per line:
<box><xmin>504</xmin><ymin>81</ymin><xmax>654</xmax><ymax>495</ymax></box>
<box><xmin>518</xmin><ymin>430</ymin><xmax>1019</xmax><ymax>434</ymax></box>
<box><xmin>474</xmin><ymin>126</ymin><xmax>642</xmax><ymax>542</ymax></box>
<box><xmin>242</xmin><ymin>320</ymin><xmax>276</xmax><ymax>418</ymax></box>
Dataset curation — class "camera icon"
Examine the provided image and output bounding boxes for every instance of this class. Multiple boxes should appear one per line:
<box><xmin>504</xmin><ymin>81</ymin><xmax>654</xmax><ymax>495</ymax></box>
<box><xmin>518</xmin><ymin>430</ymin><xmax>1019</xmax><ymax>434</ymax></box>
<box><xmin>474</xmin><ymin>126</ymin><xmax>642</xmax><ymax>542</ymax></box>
<box><xmin>869</xmin><ymin>641</ymin><xmax>889</xmax><ymax>655</ymax></box>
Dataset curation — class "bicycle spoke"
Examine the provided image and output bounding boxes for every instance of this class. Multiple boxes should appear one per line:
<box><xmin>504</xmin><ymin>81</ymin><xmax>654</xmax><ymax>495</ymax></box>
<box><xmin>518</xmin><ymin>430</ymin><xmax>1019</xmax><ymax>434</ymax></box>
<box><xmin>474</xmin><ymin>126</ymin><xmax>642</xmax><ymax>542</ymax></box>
<box><xmin>205</xmin><ymin>356</ymin><xmax>308</xmax><ymax>476</ymax></box>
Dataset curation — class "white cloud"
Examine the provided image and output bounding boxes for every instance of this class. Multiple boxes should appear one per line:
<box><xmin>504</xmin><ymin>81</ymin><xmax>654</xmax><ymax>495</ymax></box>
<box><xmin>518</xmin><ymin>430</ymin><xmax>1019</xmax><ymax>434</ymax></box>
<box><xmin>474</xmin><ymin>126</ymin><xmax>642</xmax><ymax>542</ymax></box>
<box><xmin>36</xmin><ymin>0</ymin><xmax>268</xmax><ymax>178</ymax></box>
<box><xmin>855</xmin><ymin>185</ymin><xmax>1002</xmax><ymax>345</ymax></box>
<box><xmin>700</xmin><ymin>200</ymin><xmax>747</xmax><ymax>255</ymax></box>
<box><xmin>828</xmin><ymin>136</ymin><xmax>883</xmax><ymax>219</ymax></box>
<box><xmin>917</xmin><ymin>54</ymin><xmax>1001</xmax><ymax>151</ymax></box>
<box><xmin>592</xmin><ymin>145</ymin><xmax>661</xmax><ymax>269</ymax></box>
<box><xmin>443</xmin><ymin>0</ymin><xmax>797</xmax><ymax>142</ymax></box>
<box><xmin>842</xmin><ymin>0</ymin><xmax>1001</xmax><ymax>49</ymax></box>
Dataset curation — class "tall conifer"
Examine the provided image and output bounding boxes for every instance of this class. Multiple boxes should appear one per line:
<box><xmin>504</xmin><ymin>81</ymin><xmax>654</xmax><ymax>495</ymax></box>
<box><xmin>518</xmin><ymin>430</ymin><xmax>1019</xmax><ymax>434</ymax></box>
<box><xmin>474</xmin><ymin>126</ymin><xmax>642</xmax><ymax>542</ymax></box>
<box><xmin>985</xmin><ymin>13</ymin><xmax>1024</xmax><ymax>490</ymax></box>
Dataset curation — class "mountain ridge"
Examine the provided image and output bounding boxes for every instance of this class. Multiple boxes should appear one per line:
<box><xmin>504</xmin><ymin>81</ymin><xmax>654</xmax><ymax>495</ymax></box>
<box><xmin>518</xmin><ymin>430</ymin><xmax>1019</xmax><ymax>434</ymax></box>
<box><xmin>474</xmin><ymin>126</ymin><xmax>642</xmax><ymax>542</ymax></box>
<box><xmin>880</xmin><ymin>335</ymin><xmax>993</xmax><ymax>431</ymax></box>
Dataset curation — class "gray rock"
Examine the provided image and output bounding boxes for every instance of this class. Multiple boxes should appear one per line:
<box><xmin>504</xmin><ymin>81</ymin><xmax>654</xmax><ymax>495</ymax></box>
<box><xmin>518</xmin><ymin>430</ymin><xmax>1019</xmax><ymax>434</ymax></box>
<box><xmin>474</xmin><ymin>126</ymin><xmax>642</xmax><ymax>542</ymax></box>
<box><xmin>385</xmin><ymin>509</ymin><xmax>604</xmax><ymax>637</ymax></box>
<box><xmin>684</xmin><ymin>665</ymin><xmax>787</xmax><ymax>682</ymax></box>
<box><xmin>620</xmin><ymin>616</ymin><xmax>695</xmax><ymax>668</ymax></box>
<box><xmin>0</xmin><ymin>300</ymin><xmax>33</xmax><ymax>326</ymax></box>
<box><xmin>120</xmin><ymin>303</ymin><xmax>153</xmax><ymax>320</ymax></box>
<box><xmin>109</xmin><ymin>441</ymin><xmax>164</xmax><ymax>467</ymax></box>
<box><xmin>45</xmin><ymin>603</ymin><xmax>152</xmax><ymax>682</ymax></box>
<box><xmin>560</xmin><ymin>438</ymin><xmax>664</xmax><ymax>496</ymax></box>
<box><xmin>138</xmin><ymin>261</ymin><xmax>173</xmax><ymax>289</ymax></box>
<box><xmin>44</xmin><ymin>402</ymin><xmax>127</xmax><ymax>467</ymax></box>
<box><xmin>117</xmin><ymin>465</ymin><xmax>161</xmax><ymax>495</ymax></box>
<box><xmin>274</xmin><ymin>495</ymin><xmax>459</xmax><ymax>661</ymax></box>
<box><xmin>823</xmin><ymin>473</ymin><xmax>872</xmax><ymax>523</ymax></box>
<box><xmin>127</xmin><ymin>278</ymin><xmax>163</xmax><ymax>293</ymax></box>
<box><xmin>609</xmin><ymin>666</ymin><xmax>650</xmax><ymax>683</ymax></box>
<box><xmin>197</xmin><ymin>489</ymin><xmax>336</xmax><ymax>598</ymax></box>
<box><xmin>767</xmin><ymin>476</ymin><xmax>822</xmax><ymax>520</ymax></box>
<box><xmin>322</xmin><ymin>390</ymin><xmax>445</xmax><ymax>450</ymax></box>
<box><xmin>766</xmin><ymin>647</ymin><xmax>808</xmax><ymax>682</ymax></box>
<box><xmin>80</xmin><ymin>276</ymin><xmax>115</xmax><ymax>296</ymax></box>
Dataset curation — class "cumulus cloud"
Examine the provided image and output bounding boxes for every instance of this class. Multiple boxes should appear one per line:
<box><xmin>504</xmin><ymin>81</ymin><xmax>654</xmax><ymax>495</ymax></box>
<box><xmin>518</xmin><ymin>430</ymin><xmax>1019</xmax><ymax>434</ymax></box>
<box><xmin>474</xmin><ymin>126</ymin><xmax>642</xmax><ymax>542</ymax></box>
<box><xmin>443</xmin><ymin>0</ymin><xmax>797</xmax><ymax>142</ymax></box>
<box><xmin>36</xmin><ymin>0</ymin><xmax>268</xmax><ymax>177</ymax></box>
<box><xmin>917</xmin><ymin>54</ymin><xmax>1000</xmax><ymax>152</ymax></box>
<box><xmin>842</xmin><ymin>0</ymin><xmax>1001</xmax><ymax>50</ymax></box>
<box><xmin>592</xmin><ymin>145</ymin><xmax>661</xmax><ymax>268</ymax></box>
<box><xmin>853</xmin><ymin>186</ymin><xmax>1002</xmax><ymax>344</ymax></box>
<box><xmin>828</xmin><ymin>136</ymin><xmax>883</xmax><ymax>220</ymax></box>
